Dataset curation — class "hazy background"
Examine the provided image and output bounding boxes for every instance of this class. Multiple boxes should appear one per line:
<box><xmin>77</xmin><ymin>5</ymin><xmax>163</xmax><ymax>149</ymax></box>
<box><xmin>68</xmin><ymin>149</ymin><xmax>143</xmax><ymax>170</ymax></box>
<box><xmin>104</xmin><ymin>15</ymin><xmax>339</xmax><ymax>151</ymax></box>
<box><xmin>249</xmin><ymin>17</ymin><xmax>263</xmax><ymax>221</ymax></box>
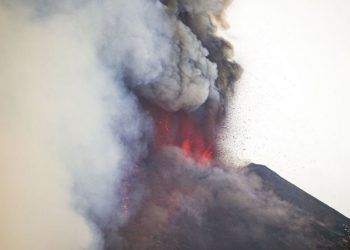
<box><xmin>224</xmin><ymin>0</ymin><xmax>350</xmax><ymax>217</ymax></box>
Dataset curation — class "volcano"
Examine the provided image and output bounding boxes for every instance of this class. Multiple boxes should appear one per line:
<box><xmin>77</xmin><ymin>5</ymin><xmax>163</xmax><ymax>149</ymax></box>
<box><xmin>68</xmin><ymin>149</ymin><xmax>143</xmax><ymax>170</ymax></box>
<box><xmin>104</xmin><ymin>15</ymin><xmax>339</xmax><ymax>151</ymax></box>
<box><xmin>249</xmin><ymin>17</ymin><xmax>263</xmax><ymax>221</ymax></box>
<box><xmin>3</xmin><ymin>1</ymin><xmax>350</xmax><ymax>250</ymax></box>
<box><xmin>109</xmin><ymin>100</ymin><xmax>350</xmax><ymax>249</ymax></box>
<box><xmin>111</xmin><ymin>87</ymin><xmax>350</xmax><ymax>249</ymax></box>
<box><xmin>104</xmin><ymin>1</ymin><xmax>350</xmax><ymax>248</ymax></box>
<box><xmin>116</xmin><ymin>161</ymin><xmax>350</xmax><ymax>250</ymax></box>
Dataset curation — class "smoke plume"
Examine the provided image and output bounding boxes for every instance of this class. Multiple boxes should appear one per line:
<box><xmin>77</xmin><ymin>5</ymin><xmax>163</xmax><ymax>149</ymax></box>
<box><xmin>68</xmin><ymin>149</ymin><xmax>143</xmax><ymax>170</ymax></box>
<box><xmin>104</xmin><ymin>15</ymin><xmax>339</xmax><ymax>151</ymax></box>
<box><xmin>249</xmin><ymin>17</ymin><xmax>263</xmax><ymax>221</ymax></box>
<box><xmin>2</xmin><ymin>0</ymin><xmax>345</xmax><ymax>250</ymax></box>
<box><xmin>0</xmin><ymin>1</ymin><xmax>150</xmax><ymax>249</ymax></box>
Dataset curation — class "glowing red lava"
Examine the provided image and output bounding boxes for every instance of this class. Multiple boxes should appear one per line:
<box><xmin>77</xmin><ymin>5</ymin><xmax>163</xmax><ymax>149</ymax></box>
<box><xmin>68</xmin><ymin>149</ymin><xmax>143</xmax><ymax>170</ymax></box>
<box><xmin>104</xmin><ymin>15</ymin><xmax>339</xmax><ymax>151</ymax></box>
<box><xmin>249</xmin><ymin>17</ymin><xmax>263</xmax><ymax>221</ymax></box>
<box><xmin>147</xmin><ymin>104</ymin><xmax>213</xmax><ymax>164</ymax></box>
<box><xmin>119</xmin><ymin>102</ymin><xmax>214</xmax><ymax>219</ymax></box>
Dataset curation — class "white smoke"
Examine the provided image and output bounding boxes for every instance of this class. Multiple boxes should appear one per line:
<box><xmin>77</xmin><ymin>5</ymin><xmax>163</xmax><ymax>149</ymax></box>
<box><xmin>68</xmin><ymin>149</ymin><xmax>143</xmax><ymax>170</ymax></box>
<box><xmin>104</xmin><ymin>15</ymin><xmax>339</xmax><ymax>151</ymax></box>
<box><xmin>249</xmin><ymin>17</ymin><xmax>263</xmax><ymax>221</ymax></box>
<box><xmin>0</xmin><ymin>0</ymin><xmax>232</xmax><ymax>249</ymax></box>
<box><xmin>0</xmin><ymin>1</ymin><xmax>151</xmax><ymax>249</ymax></box>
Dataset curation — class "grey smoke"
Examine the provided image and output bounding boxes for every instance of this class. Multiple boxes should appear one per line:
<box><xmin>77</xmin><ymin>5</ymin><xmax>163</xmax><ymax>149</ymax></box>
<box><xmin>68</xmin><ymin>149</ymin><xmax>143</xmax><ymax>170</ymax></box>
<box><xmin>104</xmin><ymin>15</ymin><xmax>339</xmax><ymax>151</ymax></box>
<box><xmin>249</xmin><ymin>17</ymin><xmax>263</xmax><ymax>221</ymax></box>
<box><xmin>0</xmin><ymin>1</ymin><xmax>152</xmax><ymax>249</ymax></box>
<box><xmin>100</xmin><ymin>0</ymin><xmax>220</xmax><ymax>112</ymax></box>
<box><xmin>125</xmin><ymin>19</ymin><xmax>218</xmax><ymax>112</ymax></box>
<box><xmin>0</xmin><ymin>0</ymin><xmax>241</xmax><ymax>249</ymax></box>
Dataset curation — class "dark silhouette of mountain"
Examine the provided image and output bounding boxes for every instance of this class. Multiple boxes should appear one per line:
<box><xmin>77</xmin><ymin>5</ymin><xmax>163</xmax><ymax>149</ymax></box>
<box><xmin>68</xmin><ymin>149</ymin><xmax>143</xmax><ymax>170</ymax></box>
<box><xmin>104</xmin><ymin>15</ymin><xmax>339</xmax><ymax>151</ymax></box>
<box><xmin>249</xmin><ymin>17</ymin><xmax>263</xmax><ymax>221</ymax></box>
<box><xmin>242</xmin><ymin>163</ymin><xmax>350</xmax><ymax>250</ymax></box>
<box><xmin>247</xmin><ymin>163</ymin><xmax>349</xmax><ymax>230</ymax></box>
<box><xmin>117</xmin><ymin>162</ymin><xmax>350</xmax><ymax>250</ymax></box>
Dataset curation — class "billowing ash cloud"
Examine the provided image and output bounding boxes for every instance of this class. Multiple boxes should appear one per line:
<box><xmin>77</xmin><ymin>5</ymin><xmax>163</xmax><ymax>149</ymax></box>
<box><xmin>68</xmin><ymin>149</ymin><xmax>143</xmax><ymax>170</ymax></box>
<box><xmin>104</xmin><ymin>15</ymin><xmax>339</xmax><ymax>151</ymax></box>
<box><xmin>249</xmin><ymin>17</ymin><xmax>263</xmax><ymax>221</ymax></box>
<box><xmin>106</xmin><ymin>0</ymin><xmax>238</xmax><ymax>113</ymax></box>
<box><xmin>2</xmin><ymin>0</ymin><xmax>349</xmax><ymax>250</ymax></box>
<box><xmin>122</xmin><ymin>12</ymin><xmax>218</xmax><ymax>112</ymax></box>
<box><xmin>0</xmin><ymin>0</ymin><xmax>242</xmax><ymax>249</ymax></box>
<box><xmin>102</xmin><ymin>0</ymin><xmax>241</xmax><ymax>112</ymax></box>
<box><xmin>0</xmin><ymin>1</ymin><xmax>151</xmax><ymax>249</ymax></box>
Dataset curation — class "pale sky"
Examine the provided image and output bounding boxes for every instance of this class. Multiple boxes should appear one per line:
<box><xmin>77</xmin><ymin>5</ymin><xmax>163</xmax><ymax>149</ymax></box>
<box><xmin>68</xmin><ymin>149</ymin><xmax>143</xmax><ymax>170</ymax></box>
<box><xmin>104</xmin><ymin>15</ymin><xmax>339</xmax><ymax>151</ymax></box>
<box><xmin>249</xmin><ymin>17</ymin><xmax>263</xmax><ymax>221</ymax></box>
<box><xmin>224</xmin><ymin>0</ymin><xmax>350</xmax><ymax>217</ymax></box>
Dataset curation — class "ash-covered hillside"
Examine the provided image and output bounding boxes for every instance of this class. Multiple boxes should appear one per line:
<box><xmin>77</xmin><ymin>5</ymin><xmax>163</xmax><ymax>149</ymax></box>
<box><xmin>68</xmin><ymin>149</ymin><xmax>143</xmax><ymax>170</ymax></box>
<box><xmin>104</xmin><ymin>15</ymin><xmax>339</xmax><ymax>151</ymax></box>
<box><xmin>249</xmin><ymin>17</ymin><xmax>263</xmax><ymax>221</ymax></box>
<box><xmin>115</xmin><ymin>157</ymin><xmax>350</xmax><ymax>250</ymax></box>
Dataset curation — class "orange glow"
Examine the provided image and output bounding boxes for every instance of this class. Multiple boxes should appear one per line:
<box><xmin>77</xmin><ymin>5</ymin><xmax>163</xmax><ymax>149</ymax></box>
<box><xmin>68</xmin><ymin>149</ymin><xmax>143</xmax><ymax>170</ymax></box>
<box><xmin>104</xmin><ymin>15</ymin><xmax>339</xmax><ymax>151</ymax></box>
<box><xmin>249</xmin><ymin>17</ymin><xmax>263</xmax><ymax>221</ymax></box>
<box><xmin>147</xmin><ymin>104</ymin><xmax>213</xmax><ymax>164</ymax></box>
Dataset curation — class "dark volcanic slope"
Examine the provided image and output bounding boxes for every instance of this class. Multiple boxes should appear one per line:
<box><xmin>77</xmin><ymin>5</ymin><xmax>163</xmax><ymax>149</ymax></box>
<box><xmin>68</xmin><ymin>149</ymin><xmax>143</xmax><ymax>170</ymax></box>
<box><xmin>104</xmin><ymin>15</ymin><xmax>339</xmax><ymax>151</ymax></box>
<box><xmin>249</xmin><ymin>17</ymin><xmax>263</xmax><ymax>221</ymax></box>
<box><xmin>118</xmin><ymin>156</ymin><xmax>350</xmax><ymax>250</ymax></box>
<box><xmin>247</xmin><ymin>164</ymin><xmax>349</xmax><ymax>230</ymax></box>
<box><xmin>245</xmin><ymin>163</ymin><xmax>350</xmax><ymax>250</ymax></box>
